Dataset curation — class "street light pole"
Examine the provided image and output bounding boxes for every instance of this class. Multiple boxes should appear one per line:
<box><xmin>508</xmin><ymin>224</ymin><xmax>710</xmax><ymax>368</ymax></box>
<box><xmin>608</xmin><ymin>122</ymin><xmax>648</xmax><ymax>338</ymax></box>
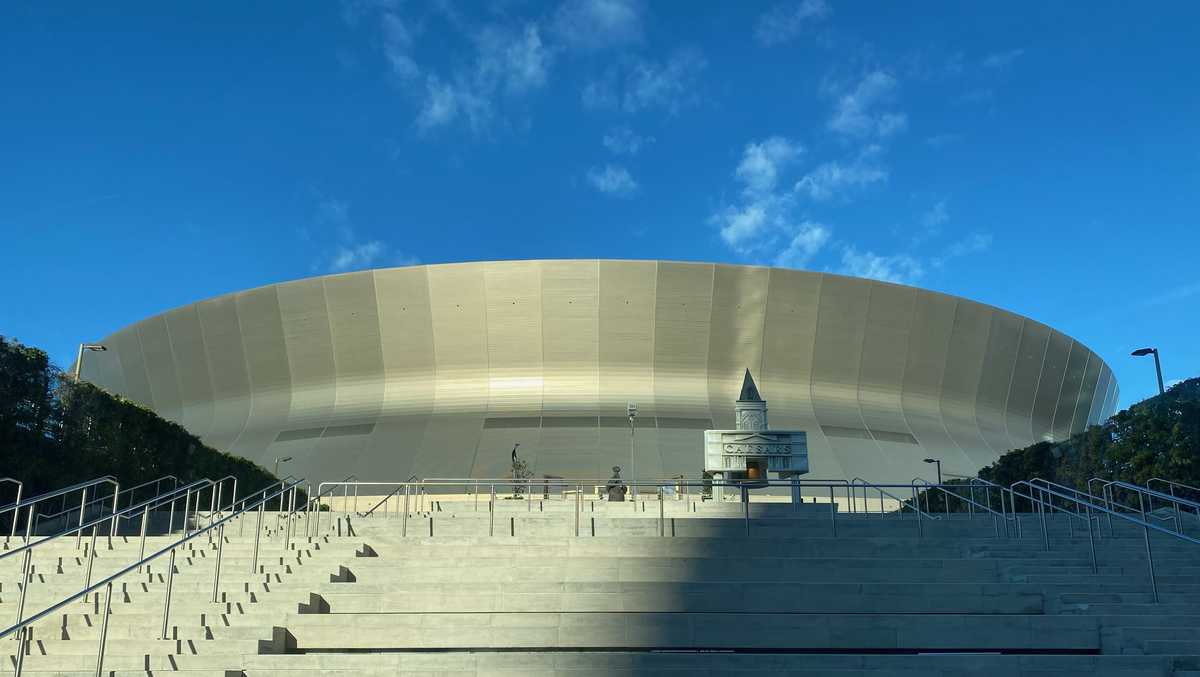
<box><xmin>923</xmin><ymin>458</ymin><xmax>942</xmax><ymax>484</ymax></box>
<box><xmin>274</xmin><ymin>456</ymin><xmax>293</xmax><ymax>478</ymax></box>
<box><xmin>1131</xmin><ymin>347</ymin><xmax>1165</xmax><ymax>395</ymax></box>
<box><xmin>627</xmin><ymin>403</ymin><xmax>637</xmax><ymax>499</ymax></box>
<box><xmin>73</xmin><ymin>344</ymin><xmax>108</xmax><ymax>382</ymax></box>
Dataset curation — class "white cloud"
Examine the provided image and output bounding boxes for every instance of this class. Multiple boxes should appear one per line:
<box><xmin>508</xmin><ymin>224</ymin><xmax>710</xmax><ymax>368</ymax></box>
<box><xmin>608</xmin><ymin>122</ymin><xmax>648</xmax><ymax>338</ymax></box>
<box><xmin>755</xmin><ymin>0</ymin><xmax>831</xmax><ymax>46</ymax></box>
<box><xmin>712</xmin><ymin>137</ymin><xmax>830</xmax><ymax>265</ymax></box>
<box><xmin>582</xmin><ymin>48</ymin><xmax>707</xmax><ymax>114</ymax></box>
<box><xmin>921</xmin><ymin>200</ymin><xmax>949</xmax><ymax>229</ymax></box>
<box><xmin>476</xmin><ymin>24</ymin><xmax>550</xmax><ymax>94</ymax></box>
<box><xmin>1141</xmin><ymin>282</ymin><xmax>1200</xmax><ymax>307</ymax></box>
<box><xmin>602</xmin><ymin>126</ymin><xmax>654</xmax><ymax>155</ymax></box>
<box><xmin>838</xmin><ymin>246</ymin><xmax>924</xmax><ymax>284</ymax></box>
<box><xmin>983</xmin><ymin>48</ymin><xmax>1025</xmax><ymax>68</ymax></box>
<box><xmin>587</xmin><ymin>164</ymin><xmax>638</xmax><ymax>197</ymax></box>
<box><xmin>736</xmin><ymin>136</ymin><xmax>804</xmax><ymax>194</ymax></box>
<box><xmin>795</xmin><ymin>149</ymin><xmax>888</xmax><ymax>201</ymax></box>
<box><xmin>330</xmin><ymin>241</ymin><xmax>386</xmax><ymax>272</ymax></box>
<box><xmin>380</xmin><ymin>11</ymin><xmax>420</xmax><ymax>81</ymax></box>
<box><xmin>552</xmin><ymin>0</ymin><xmax>643</xmax><ymax>51</ymax></box>
<box><xmin>930</xmin><ymin>232</ymin><xmax>993</xmax><ymax>267</ymax></box>
<box><xmin>774</xmin><ymin>221</ymin><xmax>831</xmax><ymax>268</ymax></box>
<box><xmin>827</xmin><ymin>71</ymin><xmax>907</xmax><ymax>138</ymax></box>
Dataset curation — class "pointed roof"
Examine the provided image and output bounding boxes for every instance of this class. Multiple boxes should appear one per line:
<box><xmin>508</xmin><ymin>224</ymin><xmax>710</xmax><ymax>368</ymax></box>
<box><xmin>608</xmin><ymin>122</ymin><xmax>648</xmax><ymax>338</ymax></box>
<box><xmin>738</xmin><ymin>368</ymin><xmax>763</xmax><ymax>402</ymax></box>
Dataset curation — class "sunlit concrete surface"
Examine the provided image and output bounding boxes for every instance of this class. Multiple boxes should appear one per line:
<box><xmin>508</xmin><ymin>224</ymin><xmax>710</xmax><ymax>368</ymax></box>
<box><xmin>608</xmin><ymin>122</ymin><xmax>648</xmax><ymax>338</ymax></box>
<box><xmin>78</xmin><ymin>260</ymin><xmax>1117</xmax><ymax>486</ymax></box>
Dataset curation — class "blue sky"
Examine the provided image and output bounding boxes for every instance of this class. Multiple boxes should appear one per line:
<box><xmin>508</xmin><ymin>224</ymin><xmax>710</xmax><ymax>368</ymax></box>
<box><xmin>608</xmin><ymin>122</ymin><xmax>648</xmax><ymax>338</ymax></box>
<box><xmin>1</xmin><ymin>1</ymin><xmax>1196</xmax><ymax>408</ymax></box>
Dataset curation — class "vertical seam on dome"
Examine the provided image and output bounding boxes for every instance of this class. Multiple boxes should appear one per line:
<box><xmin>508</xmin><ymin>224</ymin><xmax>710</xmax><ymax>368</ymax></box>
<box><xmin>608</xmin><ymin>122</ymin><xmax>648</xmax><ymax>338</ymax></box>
<box><xmin>1048</xmin><ymin>339</ymin><xmax>1075</xmax><ymax>442</ymax></box>
<box><xmin>969</xmin><ymin>308</ymin><xmax>1002</xmax><ymax>460</ymax></box>
<box><xmin>1000</xmin><ymin>317</ymin><xmax>1025</xmax><ymax>451</ymax></box>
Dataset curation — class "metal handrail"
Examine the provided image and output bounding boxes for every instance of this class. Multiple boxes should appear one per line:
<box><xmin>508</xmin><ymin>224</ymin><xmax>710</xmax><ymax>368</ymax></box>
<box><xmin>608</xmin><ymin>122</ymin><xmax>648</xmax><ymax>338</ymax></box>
<box><xmin>1</xmin><ymin>476</ymin><xmax>121</xmax><ymax>543</ymax></box>
<box><xmin>1148</xmin><ymin>478</ymin><xmax>1200</xmax><ymax>499</ymax></box>
<box><xmin>1010</xmin><ymin>480</ymin><xmax>1200</xmax><ymax>601</ymax></box>
<box><xmin>0</xmin><ymin>478</ymin><xmax>23</xmax><ymax>540</ymax></box>
<box><xmin>966</xmin><ymin>477</ymin><xmax>1022</xmax><ymax>539</ymax></box>
<box><xmin>32</xmin><ymin>474</ymin><xmax>179</xmax><ymax>531</ymax></box>
<box><xmin>910</xmin><ymin>479</ymin><xmax>1012</xmax><ymax>538</ymax></box>
<box><xmin>1</xmin><ymin>477</ymin><xmax>306</xmax><ymax>677</ymax></box>
<box><xmin>1100</xmin><ymin>479</ymin><xmax>1200</xmax><ymax>535</ymax></box>
<box><xmin>851</xmin><ymin>477</ymin><xmax>940</xmax><ymax>522</ymax></box>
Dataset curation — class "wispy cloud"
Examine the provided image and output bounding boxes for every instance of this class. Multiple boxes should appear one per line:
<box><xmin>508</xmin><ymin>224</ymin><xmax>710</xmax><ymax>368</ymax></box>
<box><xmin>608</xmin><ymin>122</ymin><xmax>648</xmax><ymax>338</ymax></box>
<box><xmin>921</xmin><ymin>200</ymin><xmax>949</xmax><ymax>230</ymax></box>
<box><xmin>838</xmin><ymin>246</ymin><xmax>924</xmax><ymax>284</ymax></box>
<box><xmin>754</xmin><ymin>0</ymin><xmax>831</xmax><ymax>46</ymax></box>
<box><xmin>925</xmin><ymin>133</ymin><xmax>962</xmax><ymax>147</ymax></box>
<box><xmin>1142</xmin><ymin>281</ymin><xmax>1200</xmax><ymax>307</ymax></box>
<box><xmin>602</xmin><ymin>126</ymin><xmax>654</xmax><ymax>155</ymax></box>
<box><xmin>582</xmin><ymin>48</ymin><xmax>707</xmax><ymax>114</ymax></box>
<box><xmin>551</xmin><ymin>0</ymin><xmax>643</xmax><ymax>51</ymax></box>
<box><xmin>586</xmin><ymin>164</ymin><xmax>638</xmax><ymax>197</ymax></box>
<box><xmin>795</xmin><ymin>145</ymin><xmax>888</xmax><ymax>201</ymax></box>
<box><xmin>711</xmin><ymin>136</ymin><xmax>829</xmax><ymax>267</ymax></box>
<box><xmin>983</xmin><ymin>48</ymin><xmax>1025</xmax><ymax>68</ymax></box>
<box><xmin>826</xmin><ymin>70</ymin><xmax>907</xmax><ymax>139</ymax></box>
<box><xmin>310</xmin><ymin>196</ymin><xmax>416</xmax><ymax>273</ymax></box>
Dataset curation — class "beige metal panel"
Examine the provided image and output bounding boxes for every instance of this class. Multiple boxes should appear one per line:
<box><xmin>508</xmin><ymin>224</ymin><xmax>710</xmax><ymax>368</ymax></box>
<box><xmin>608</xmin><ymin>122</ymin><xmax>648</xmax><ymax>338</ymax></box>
<box><xmin>473</xmin><ymin>424</ymin><xmax>542</xmax><ymax>478</ymax></box>
<box><xmin>1098</xmin><ymin>370</ymin><xmax>1119</xmax><ymax>423</ymax></box>
<box><xmin>705</xmin><ymin>264</ymin><xmax>769</xmax><ymax>429</ymax></box>
<box><xmin>421</xmin><ymin>264</ymin><xmax>489</xmax><ymax>477</ymax></box>
<box><xmin>324</xmin><ymin>271</ymin><xmax>385</xmax><ymax>422</ymax></box>
<box><xmin>974</xmin><ymin>312</ymin><xmax>1023</xmax><ymax>454</ymax></box>
<box><xmin>1051</xmin><ymin>342</ymin><xmax>1090</xmax><ymax>441</ymax></box>
<box><xmin>162</xmin><ymin>304</ymin><xmax>215</xmax><ymax>438</ymax></box>
<box><xmin>233</xmin><ymin>285</ymin><xmax>292</xmax><ymax>465</ymax></box>
<box><xmin>485</xmin><ymin>261</ymin><xmax>544</xmax><ymax>416</ymax></box>
<box><xmin>939</xmin><ymin>301</ymin><xmax>995</xmax><ymax>468</ymax></box>
<box><xmin>80</xmin><ymin>336</ymin><xmax>126</xmax><ymax>396</ymax></box>
<box><xmin>760</xmin><ymin>269</ymin><xmax>841</xmax><ymax>479</ymax></box>
<box><xmin>857</xmin><ymin>281</ymin><xmax>918</xmax><ymax>481</ymax></box>
<box><xmin>811</xmin><ymin>275</ymin><xmax>880</xmax><ymax>481</ymax></box>
<box><xmin>373</xmin><ymin>266</ymin><xmax>436</xmax><ymax>417</ymax></box>
<box><xmin>1086</xmin><ymin>365</ymin><xmax>1111</xmax><ymax>426</ymax></box>
<box><xmin>276</xmin><ymin>278</ymin><xmax>336</xmax><ymax>431</ymax></box>
<box><xmin>653</xmin><ymin>262</ymin><xmax>714</xmax><ymax>419</ymax></box>
<box><xmin>1030</xmin><ymin>330</ymin><xmax>1071</xmax><ymax>443</ymax></box>
<box><xmin>597</xmin><ymin>261</ymin><xmax>657</xmax><ymax>418</ymax></box>
<box><xmin>1073</xmin><ymin>352</ymin><xmax>1104</xmax><ymax>432</ymax></box>
<box><xmin>195</xmin><ymin>295</ymin><xmax>251</xmax><ymax>452</ymax></box>
<box><xmin>109</xmin><ymin>326</ymin><xmax>154</xmax><ymax>409</ymax></box>
<box><xmin>901</xmin><ymin>292</ymin><xmax>973</xmax><ymax>480</ymax></box>
<box><xmin>137</xmin><ymin>316</ymin><xmax>184</xmax><ymax>425</ymax></box>
<box><xmin>355</xmin><ymin>415</ymin><xmax>429</xmax><ymax>481</ymax></box>
<box><xmin>1005</xmin><ymin>320</ymin><xmax>1050</xmax><ymax>449</ymax></box>
<box><xmin>541</xmin><ymin>261</ymin><xmax>600</xmax><ymax>416</ymax></box>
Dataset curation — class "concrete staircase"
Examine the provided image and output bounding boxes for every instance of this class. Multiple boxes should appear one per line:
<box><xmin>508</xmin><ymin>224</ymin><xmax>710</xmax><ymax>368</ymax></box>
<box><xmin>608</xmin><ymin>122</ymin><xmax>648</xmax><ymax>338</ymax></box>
<box><xmin>2</xmin><ymin>497</ymin><xmax>1199</xmax><ymax>675</ymax></box>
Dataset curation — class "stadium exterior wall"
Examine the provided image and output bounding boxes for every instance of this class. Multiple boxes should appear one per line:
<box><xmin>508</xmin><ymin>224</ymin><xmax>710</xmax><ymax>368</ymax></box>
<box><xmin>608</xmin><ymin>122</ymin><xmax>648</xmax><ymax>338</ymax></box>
<box><xmin>78</xmin><ymin>260</ymin><xmax>1119</xmax><ymax>487</ymax></box>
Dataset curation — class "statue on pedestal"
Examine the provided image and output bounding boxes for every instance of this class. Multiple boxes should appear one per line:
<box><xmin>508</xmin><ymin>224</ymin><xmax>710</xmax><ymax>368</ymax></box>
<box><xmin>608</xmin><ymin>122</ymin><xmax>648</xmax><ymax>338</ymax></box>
<box><xmin>605</xmin><ymin>466</ymin><xmax>628</xmax><ymax>502</ymax></box>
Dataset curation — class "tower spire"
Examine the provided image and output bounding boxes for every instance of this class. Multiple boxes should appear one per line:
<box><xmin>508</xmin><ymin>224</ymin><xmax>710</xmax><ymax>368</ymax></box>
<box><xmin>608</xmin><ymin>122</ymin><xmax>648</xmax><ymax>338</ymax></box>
<box><xmin>738</xmin><ymin>368</ymin><xmax>762</xmax><ymax>402</ymax></box>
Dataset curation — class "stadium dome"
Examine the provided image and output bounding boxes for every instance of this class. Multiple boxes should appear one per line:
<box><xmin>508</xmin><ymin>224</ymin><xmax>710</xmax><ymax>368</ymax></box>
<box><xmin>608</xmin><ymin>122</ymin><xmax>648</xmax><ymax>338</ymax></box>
<box><xmin>78</xmin><ymin>260</ymin><xmax>1118</xmax><ymax>486</ymax></box>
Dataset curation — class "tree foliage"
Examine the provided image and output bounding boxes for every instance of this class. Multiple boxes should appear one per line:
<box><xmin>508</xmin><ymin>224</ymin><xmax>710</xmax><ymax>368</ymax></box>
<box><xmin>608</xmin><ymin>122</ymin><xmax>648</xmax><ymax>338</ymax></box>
<box><xmin>0</xmin><ymin>336</ymin><xmax>287</xmax><ymax>508</ymax></box>
<box><xmin>913</xmin><ymin>377</ymin><xmax>1200</xmax><ymax>512</ymax></box>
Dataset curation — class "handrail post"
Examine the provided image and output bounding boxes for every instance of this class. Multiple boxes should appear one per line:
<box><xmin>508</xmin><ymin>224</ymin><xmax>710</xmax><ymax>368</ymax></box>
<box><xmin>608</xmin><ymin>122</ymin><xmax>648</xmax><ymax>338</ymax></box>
<box><xmin>213</xmin><ymin>483</ymin><xmax>224</xmax><ymax>525</ymax></box>
<box><xmin>94</xmin><ymin>581</ymin><xmax>113</xmax><ymax>677</ymax></box>
<box><xmin>828</xmin><ymin>485</ymin><xmax>837</xmax><ymax>537</ymax></box>
<box><xmin>527</xmin><ymin>479</ymin><xmax>532</xmax><ymax>512</ymax></box>
<box><xmin>7</xmin><ymin>482</ymin><xmax>22</xmax><ymax>540</ymax></box>
<box><xmin>1038</xmin><ymin>488</ymin><xmax>1049</xmax><ymax>550</ymax></box>
<box><xmin>1085</xmin><ymin>505</ymin><xmax>1098</xmax><ymax>573</ymax></box>
<box><xmin>659</xmin><ymin>487</ymin><xmax>665</xmax><ymax>538</ymax></box>
<box><xmin>84</xmin><ymin>525</ymin><xmax>98</xmax><ymax>595</ymax></box>
<box><xmin>1143</xmin><ymin>524</ymin><xmax>1159</xmax><ymax>603</ymax></box>
<box><xmin>160</xmin><ymin>548</ymin><xmax>176</xmax><ymax>639</ymax></box>
<box><xmin>138</xmin><ymin>505</ymin><xmax>150</xmax><ymax>566</ymax></box>
<box><xmin>250</xmin><ymin>502</ymin><xmax>264</xmax><ymax>574</ymax></box>
<box><xmin>305</xmin><ymin>483</ymin><xmax>313</xmax><ymax>538</ymax></box>
<box><xmin>489</xmin><ymin>484</ymin><xmax>496</xmax><ymax>537</ymax></box>
<box><xmin>75</xmin><ymin>486</ymin><xmax>89</xmax><ymax>548</ymax></box>
<box><xmin>14</xmin><ymin>625</ymin><xmax>29</xmax><ymax>676</ymax></box>
<box><xmin>14</xmin><ymin>547</ymin><xmax>32</xmax><ymax>628</ymax></box>
<box><xmin>575</xmin><ymin>490</ymin><xmax>581</xmax><ymax>537</ymax></box>
<box><xmin>182</xmin><ymin>488</ymin><xmax>193</xmax><ymax>538</ymax></box>
<box><xmin>211</xmin><ymin>523</ymin><xmax>225</xmax><ymax>602</ymax></box>
<box><xmin>402</xmin><ymin>484</ymin><xmax>410</xmax><ymax>538</ymax></box>
<box><xmin>167</xmin><ymin>492</ymin><xmax>177</xmax><ymax>535</ymax></box>
<box><xmin>109</xmin><ymin>483</ymin><xmax>120</xmax><ymax>537</ymax></box>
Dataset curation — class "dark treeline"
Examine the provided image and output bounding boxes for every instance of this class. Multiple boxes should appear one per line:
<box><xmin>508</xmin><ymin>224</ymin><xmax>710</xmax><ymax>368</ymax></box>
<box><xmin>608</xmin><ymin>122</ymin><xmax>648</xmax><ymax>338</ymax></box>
<box><xmin>0</xmin><ymin>336</ymin><xmax>292</xmax><ymax>512</ymax></box>
<box><xmin>914</xmin><ymin>376</ymin><xmax>1200</xmax><ymax>513</ymax></box>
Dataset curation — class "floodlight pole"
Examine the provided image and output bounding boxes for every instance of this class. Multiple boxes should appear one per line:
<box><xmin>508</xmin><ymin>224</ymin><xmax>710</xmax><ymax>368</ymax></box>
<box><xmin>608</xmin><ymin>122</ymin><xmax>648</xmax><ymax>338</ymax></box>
<box><xmin>73</xmin><ymin>344</ymin><xmax>108</xmax><ymax>382</ymax></box>
<box><xmin>1131</xmin><ymin>348</ymin><xmax>1165</xmax><ymax>395</ymax></box>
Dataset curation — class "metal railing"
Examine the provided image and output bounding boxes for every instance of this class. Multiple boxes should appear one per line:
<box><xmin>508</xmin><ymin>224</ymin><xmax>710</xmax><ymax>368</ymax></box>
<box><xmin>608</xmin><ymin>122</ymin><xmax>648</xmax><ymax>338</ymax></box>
<box><xmin>1</xmin><ymin>477</ymin><xmax>121</xmax><ymax>543</ymax></box>
<box><xmin>0</xmin><ymin>477</ymin><xmax>306</xmax><ymax>677</ymax></box>
<box><xmin>317</xmin><ymin>477</ymin><xmax>948</xmax><ymax>540</ymax></box>
<box><xmin>0</xmin><ymin>478</ymin><xmax>23</xmax><ymax>540</ymax></box>
<box><xmin>910</xmin><ymin>478</ymin><xmax>1012</xmax><ymax>538</ymax></box>
<box><xmin>30</xmin><ymin>474</ymin><xmax>179</xmax><ymax>536</ymax></box>
<box><xmin>1098</xmin><ymin>479</ymin><xmax>1200</xmax><ymax>536</ymax></box>
<box><xmin>1010</xmin><ymin>480</ymin><xmax>1200</xmax><ymax>602</ymax></box>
